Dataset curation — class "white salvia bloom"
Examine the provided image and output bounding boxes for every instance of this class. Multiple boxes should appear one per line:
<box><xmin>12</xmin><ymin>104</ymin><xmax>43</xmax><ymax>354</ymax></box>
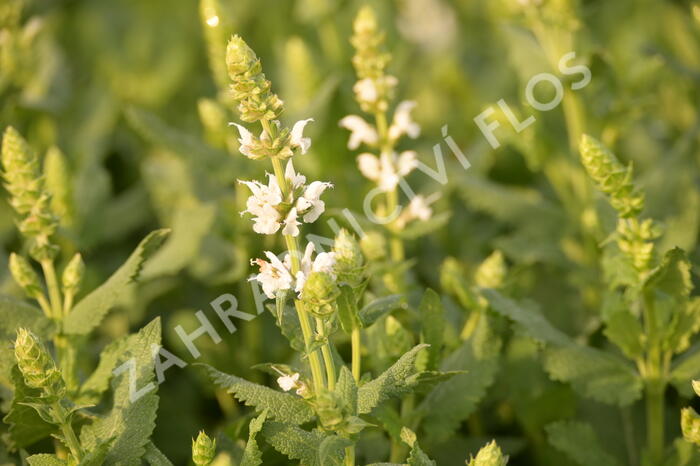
<box><xmin>239</xmin><ymin>175</ymin><xmax>284</xmax><ymax>234</ymax></box>
<box><xmin>397</xmin><ymin>192</ymin><xmax>440</xmax><ymax>228</ymax></box>
<box><xmin>284</xmin><ymin>160</ymin><xmax>307</xmax><ymax>190</ymax></box>
<box><xmin>297</xmin><ymin>181</ymin><xmax>332</xmax><ymax>223</ymax></box>
<box><xmin>339</xmin><ymin>115</ymin><xmax>379</xmax><ymax>150</ymax></box>
<box><xmin>282</xmin><ymin>207</ymin><xmax>301</xmax><ymax>237</ymax></box>
<box><xmin>388</xmin><ymin>101</ymin><xmax>421</xmax><ymax>141</ymax></box>
<box><xmin>250</xmin><ymin>252</ymin><xmax>295</xmax><ymax>299</ymax></box>
<box><xmin>230</xmin><ymin>123</ymin><xmax>257</xmax><ymax>158</ymax></box>
<box><xmin>294</xmin><ymin>243</ymin><xmax>337</xmax><ymax>294</ymax></box>
<box><xmin>353</xmin><ymin>78</ymin><xmax>378</xmax><ymax>103</ymax></box>
<box><xmin>357</xmin><ymin>151</ymin><xmax>418</xmax><ymax>192</ymax></box>
<box><xmin>290</xmin><ymin>118</ymin><xmax>314</xmax><ymax>154</ymax></box>
<box><xmin>277</xmin><ymin>372</ymin><xmax>300</xmax><ymax>392</ymax></box>
<box><xmin>397</xmin><ymin>150</ymin><xmax>419</xmax><ymax>176</ymax></box>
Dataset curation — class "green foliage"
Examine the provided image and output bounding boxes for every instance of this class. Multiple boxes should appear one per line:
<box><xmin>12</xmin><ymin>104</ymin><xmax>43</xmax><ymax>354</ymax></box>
<box><xmin>546</xmin><ymin>421</ymin><xmax>621</xmax><ymax>466</ymax></box>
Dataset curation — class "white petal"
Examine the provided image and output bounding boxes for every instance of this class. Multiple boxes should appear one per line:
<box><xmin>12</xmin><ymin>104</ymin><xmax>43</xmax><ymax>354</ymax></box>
<box><xmin>339</xmin><ymin>115</ymin><xmax>379</xmax><ymax>150</ymax></box>
<box><xmin>303</xmin><ymin>181</ymin><xmax>332</xmax><ymax>201</ymax></box>
<box><xmin>312</xmin><ymin>252</ymin><xmax>337</xmax><ymax>275</ymax></box>
<box><xmin>388</xmin><ymin>101</ymin><xmax>420</xmax><ymax>141</ymax></box>
<box><xmin>284</xmin><ymin>160</ymin><xmax>306</xmax><ymax>188</ymax></box>
<box><xmin>397</xmin><ymin>150</ymin><xmax>419</xmax><ymax>176</ymax></box>
<box><xmin>290</xmin><ymin>118</ymin><xmax>314</xmax><ymax>154</ymax></box>
<box><xmin>282</xmin><ymin>208</ymin><xmax>301</xmax><ymax>237</ymax></box>
<box><xmin>357</xmin><ymin>153</ymin><xmax>381</xmax><ymax>181</ymax></box>
<box><xmin>302</xmin><ymin>201</ymin><xmax>325</xmax><ymax>223</ymax></box>
<box><xmin>353</xmin><ymin>78</ymin><xmax>378</xmax><ymax>102</ymax></box>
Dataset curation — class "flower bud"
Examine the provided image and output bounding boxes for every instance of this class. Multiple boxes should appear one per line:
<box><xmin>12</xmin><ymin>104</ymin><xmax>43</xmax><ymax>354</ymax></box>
<box><xmin>359</xmin><ymin>231</ymin><xmax>386</xmax><ymax>261</ymax></box>
<box><xmin>579</xmin><ymin>135</ymin><xmax>644</xmax><ymax>218</ymax></box>
<box><xmin>2</xmin><ymin>126</ymin><xmax>41</xmax><ymax>216</ymax></box>
<box><xmin>682</xmin><ymin>407</ymin><xmax>700</xmax><ymax>446</ymax></box>
<box><xmin>62</xmin><ymin>253</ymin><xmax>84</xmax><ymax>296</ymax></box>
<box><xmin>333</xmin><ymin>229</ymin><xmax>364</xmax><ymax>286</ymax></box>
<box><xmin>9</xmin><ymin>253</ymin><xmax>43</xmax><ymax>299</ymax></box>
<box><xmin>14</xmin><ymin>328</ymin><xmax>65</xmax><ymax>397</ymax></box>
<box><xmin>44</xmin><ymin>146</ymin><xmax>74</xmax><ymax>226</ymax></box>
<box><xmin>226</xmin><ymin>35</ymin><xmax>258</xmax><ymax>79</ymax></box>
<box><xmin>302</xmin><ymin>271</ymin><xmax>339</xmax><ymax>318</ymax></box>
<box><xmin>474</xmin><ymin>251</ymin><xmax>506</xmax><ymax>289</ymax></box>
<box><xmin>466</xmin><ymin>440</ymin><xmax>509</xmax><ymax>466</ymax></box>
<box><xmin>192</xmin><ymin>431</ymin><xmax>217</xmax><ymax>466</ymax></box>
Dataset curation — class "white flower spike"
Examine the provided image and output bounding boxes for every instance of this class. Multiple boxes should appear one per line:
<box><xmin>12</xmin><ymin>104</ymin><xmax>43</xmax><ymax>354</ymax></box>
<box><xmin>339</xmin><ymin>115</ymin><xmax>379</xmax><ymax>150</ymax></box>
<box><xmin>230</xmin><ymin>123</ymin><xmax>257</xmax><ymax>158</ymax></box>
<box><xmin>294</xmin><ymin>243</ymin><xmax>337</xmax><ymax>294</ymax></box>
<box><xmin>250</xmin><ymin>252</ymin><xmax>295</xmax><ymax>299</ymax></box>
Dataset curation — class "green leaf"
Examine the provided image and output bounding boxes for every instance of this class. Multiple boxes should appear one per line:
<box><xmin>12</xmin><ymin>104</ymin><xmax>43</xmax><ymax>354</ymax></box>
<box><xmin>80</xmin><ymin>318</ymin><xmax>162</xmax><ymax>465</ymax></box>
<box><xmin>141</xmin><ymin>202</ymin><xmax>216</xmax><ymax>279</ymax></box>
<box><xmin>0</xmin><ymin>295</ymin><xmax>53</xmax><ymax>387</ymax></box>
<box><xmin>76</xmin><ymin>333</ymin><xmax>132</xmax><ymax>405</ymax></box>
<box><xmin>358</xmin><ymin>344</ymin><xmax>428</xmax><ymax>414</ymax></box>
<box><xmin>401</xmin><ymin>427</ymin><xmax>436</xmax><ymax>466</ymax></box>
<box><xmin>336</xmin><ymin>286</ymin><xmax>360</xmax><ymax>333</ymax></box>
<box><xmin>604</xmin><ymin>309</ymin><xmax>644</xmax><ymax>360</ymax></box>
<box><xmin>198</xmin><ymin>363</ymin><xmax>315</xmax><ymax>425</ymax></box>
<box><xmin>26</xmin><ymin>455</ymin><xmax>67</xmax><ymax>466</ymax></box>
<box><xmin>335</xmin><ymin>366</ymin><xmax>358</xmax><ymax>416</ymax></box>
<box><xmin>671</xmin><ymin>343</ymin><xmax>700</xmax><ymax>396</ymax></box>
<box><xmin>63</xmin><ymin>230</ymin><xmax>169</xmax><ymax>335</ymax></box>
<box><xmin>546</xmin><ymin>421</ymin><xmax>622</xmax><ymax>466</ymax></box>
<box><xmin>419</xmin><ymin>289</ymin><xmax>445</xmax><ymax>371</ymax></box>
<box><xmin>643</xmin><ymin>247</ymin><xmax>692</xmax><ymax>299</ymax></box>
<box><xmin>543</xmin><ymin>345</ymin><xmax>642</xmax><ymax>406</ymax></box>
<box><xmin>262</xmin><ymin>422</ymin><xmax>347</xmax><ymax>466</ymax></box>
<box><xmin>143</xmin><ymin>442</ymin><xmax>174</xmax><ymax>466</ymax></box>
<box><xmin>240</xmin><ymin>410</ymin><xmax>267</xmax><ymax>466</ymax></box>
<box><xmin>485</xmin><ymin>289</ymin><xmax>642</xmax><ymax>406</ymax></box>
<box><xmin>358</xmin><ymin>295</ymin><xmax>403</xmax><ymax>328</ymax></box>
<box><xmin>418</xmin><ymin>315</ymin><xmax>500</xmax><ymax>443</ymax></box>
<box><xmin>3</xmin><ymin>366</ymin><xmax>55</xmax><ymax>448</ymax></box>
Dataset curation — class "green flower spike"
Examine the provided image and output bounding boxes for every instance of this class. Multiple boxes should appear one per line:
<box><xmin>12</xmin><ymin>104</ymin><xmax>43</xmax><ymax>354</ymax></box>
<box><xmin>9</xmin><ymin>253</ymin><xmax>43</xmax><ymax>299</ymax></box>
<box><xmin>466</xmin><ymin>440</ymin><xmax>509</xmax><ymax>466</ymax></box>
<box><xmin>192</xmin><ymin>430</ymin><xmax>216</xmax><ymax>466</ymax></box>
<box><xmin>14</xmin><ymin>328</ymin><xmax>65</xmax><ymax>397</ymax></box>
<box><xmin>333</xmin><ymin>229</ymin><xmax>365</xmax><ymax>286</ymax></box>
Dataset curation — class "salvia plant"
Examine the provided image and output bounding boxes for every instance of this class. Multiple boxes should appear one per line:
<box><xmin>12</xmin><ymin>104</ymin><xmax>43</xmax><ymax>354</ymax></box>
<box><xmin>2</xmin><ymin>0</ymin><xmax>700</xmax><ymax>465</ymax></box>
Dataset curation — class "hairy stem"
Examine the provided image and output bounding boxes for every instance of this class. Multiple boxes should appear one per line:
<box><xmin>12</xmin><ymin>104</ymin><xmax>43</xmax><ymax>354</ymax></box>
<box><xmin>52</xmin><ymin>402</ymin><xmax>83</xmax><ymax>462</ymax></box>
<box><xmin>351</xmin><ymin>327</ymin><xmax>361</xmax><ymax>381</ymax></box>
<box><xmin>41</xmin><ymin>260</ymin><xmax>63</xmax><ymax>319</ymax></box>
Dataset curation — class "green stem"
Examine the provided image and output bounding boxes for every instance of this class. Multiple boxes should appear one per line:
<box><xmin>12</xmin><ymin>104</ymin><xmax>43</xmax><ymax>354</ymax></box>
<box><xmin>645</xmin><ymin>379</ymin><xmax>664</xmax><ymax>465</ymax></box>
<box><xmin>52</xmin><ymin>402</ymin><xmax>83</xmax><ymax>462</ymax></box>
<box><xmin>344</xmin><ymin>445</ymin><xmax>356</xmax><ymax>466</ymax></box>
<box><xmin>270</xmin><ymin>154</ymin><xmax>326</xmax><ymax>393</ymax></box>
<box><xmin>351</xmin><ymin>327</ymin><xmax>361</xmax><ymax>381</ymax></box>
<box><xmin>41</xmin><ymin>260</ymin><xmax>63</xmax><ymax>319</ymax></box>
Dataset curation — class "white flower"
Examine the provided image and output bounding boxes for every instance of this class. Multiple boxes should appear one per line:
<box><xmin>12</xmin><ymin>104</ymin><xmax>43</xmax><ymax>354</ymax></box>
<box><xmin>357</xmin><ymin>151</ymin><xmax>418</xmax><ymax>192</ymax></box>
<box><xmin>282</xmin><ymin>207</ymin><xmax>301</xmax><ymax>237</ymax></box>
<box><xmin>294</xmin><ymin>243</ymin><xmax>337</xmax><ymax>294</ymax></box>
<box><xmin>388</xmin><ymin>101</ymin><xmax>420</xmax><ymax>141</ymax></box>
<box><xmin>297</xmin><ymin>181</ymin><xmax>332</xmax><ymax>223</ymax></box>
<box><xmin>250</xmin><ymin>252</ymin><xmax>295</xmax><ymax>299</ymax></box>
<box><xmin>230</xmin><ymin>123</ymin><xmax>257</xmax><ymax>158</ymax></box>
<box><xmin>353</xmin><ymin>78</ymin><xmax>378</xmax><ymax>103</ymax></box>
<box><xmin>290</xmin><ymin>118</ymin><xmax>314</xmax><ymax>154</ymax></box>
<box><xmin>397</xmin><ymin>193</ymin><xmax>440</xmax><ymax>228</ymax></box>
<box><xmin>277</xmin><ymin>372</ymin><xmax>300</xmax><ymax>392</ymax></box>
<box><xmin>339</xmin><ymin>115</ymin><xmax>379</xmax><ymax>150</ymax></box>
<box><xmin>239</xmin><ymin>175</ymin><xmax>284</xmax><ymax>234</ymax></box>
<box><xmin>284</xmin><ymin>160</ymin><xmax>306</xmax><ymax>190</ymax></box>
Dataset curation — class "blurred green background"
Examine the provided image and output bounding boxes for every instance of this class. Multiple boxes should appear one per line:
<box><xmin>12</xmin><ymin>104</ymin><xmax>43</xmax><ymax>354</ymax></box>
<box><xmin>2</xmin><ymin>0</ymin><xmax>700</xmax><ymax>464</ymax></box>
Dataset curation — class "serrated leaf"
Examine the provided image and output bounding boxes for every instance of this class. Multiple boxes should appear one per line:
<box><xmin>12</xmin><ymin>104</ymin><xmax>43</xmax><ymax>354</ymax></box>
<box><xmin>198</xmin><ymin>364</ymin><xmax>315</xmax><ymax>425</ymax></box>
<box><xmin>419</xmin><ymin>289</ymin><xmax>444</xmax><ymax>370</ymax></box>
<box><xmin>64</xmin><ymin>230</ymin><xmax>169</xmax><ymax>335</ymax></box>
<box><xmin>143</xmin><ymin>442</ymin><xmax>174</xmax><ymax>466</ymax></box>
<box><xmin>3</xmin><ymin>366</ymin><xmax>55</xmax><ymax>448</ymax></box>
<box><xmin>240</xmin><ymin>410</ymin><xmax>267</xmax><ymax>466</ymax></box>
<box><xmin>643</xmin><ymin>247</ymin><xmax>692</xmax><ymax>299</ymax></box>
<box><xmin>25</xmin><ymin>455</ymin><xmax>67</xmax><ymax>466</ymax></box>
<box><xmin>80</xmin><ymin>319</ymin><xmax>161</xmax><ymax>465</ymax></box>
<box><xmin>401</xmin><ymin>427</ymin><xmax>436</xmax><ymax>466</ymax></box>
<box><xmin>358</xmin><ymin>295</ymin><xmax>403</xmax><ymax>328</ymax></box>
<box><xmin>485</xmin><ymin>289</ymin><xmax>642</xmax><ymax>406</ymax></box>
<box><xmin>604</xmin><ymin>310</ymin><xmax>644</xmax><ymax>359</ymax></box>
<box><xmin>335</xmin><ymin>367</ymin><xmax>358</xmax><ymax>416</ymax></box>
<box><xmin>546</xmin><ymin>421</ymin><xmax>621</xmax><ymax>466</ymax></box>
<box><xmin>141</xmin><ymin>202</ymin><xmax>216</xmax><ymax>279</ymax></box>
<box><xmin>75</xmin><ymin>333</ymin><xmax>131</xmax><ymax>405</ymax></box>
<box><xmin>358</xmin><ymin>344</ymin><xmax>428</xmax><ymax>414</ymax></box>
<box><xmin>671</xmin><ymin>343</ymin><xmax>700</xmax><ymax>396</ymax></box>
<box><xmin>418</xmin><ymin>315</ymin><xmax>500</xmax><ymax>443</ymax></box>
<box><xmin>0</xmin><ymin>296</ymin><xmax>53</xmax><ymax>387</ymax></box>
<box><xmin>262</xmin><ymin>422</ymin><xmax>346</xmax><ymax>466</ymax></box>
<box><xmin>543</xmin><ymin>345</ymin><xmax>642</xmax><ymax>406</ymax></box>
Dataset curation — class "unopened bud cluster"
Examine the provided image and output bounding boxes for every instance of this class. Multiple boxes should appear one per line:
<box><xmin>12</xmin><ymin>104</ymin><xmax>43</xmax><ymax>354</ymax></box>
<box><xmin>466</xmin><ymin>440</ymin><xmax>509</xmax><ymax>466</ymax></box>
<box><xmin>2</xmin><ymin>127</ymin><xmax>58</xmax><ymax>261</ymax></box>
<box><xmin>333</xmin><ymin>229</ymin><xmax>365</xmax><ymax>286</ymax></box>
<box><xmin>192</xmin><ymin>431</ymin><xmax>216</xmax><ymax>466</ymax></box>
<box><xmin>226</xmin><ymin>35</ymin><xmax>283</xmax><ymax>123</ymax></box>
<box><xmin>579</xmin><ymin>135</ymin><xmax>644</xmax><ymax>219</ymax></box>
<box><xmin>350</xmin><ymin>6</ymin><xmax>396</xmax><ymax>113</ymax></box>
<box><xmin>62</xmin><ymin>252</ymin><xmax>85</xmax><ymax>296</ymax></box>
<box><xmin>315</xmin><ymin>389</ymin><xmax>367</xmax><ymax>436</ymax></box>
<box><xmin>9</xmin><ymin>253</ymin><xmax>43</xmax><ymax>299</ymax></box>
<box><xmin>14</xmin><ymin>328</ymin><xmax>65</xmax><ymax>397</ymax></box>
